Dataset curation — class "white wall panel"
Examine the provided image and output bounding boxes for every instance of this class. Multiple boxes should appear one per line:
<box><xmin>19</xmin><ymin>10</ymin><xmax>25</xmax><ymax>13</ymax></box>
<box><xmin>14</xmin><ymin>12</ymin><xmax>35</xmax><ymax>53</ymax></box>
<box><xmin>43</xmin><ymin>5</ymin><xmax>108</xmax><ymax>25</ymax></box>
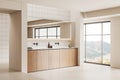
<box><xmin>27</xmin><ymin>4</ymin><xmax>70</xmax><ymax>21</ymax></box>
<box><xmin>0</xmin><ymin>13</ymin><xmax>10</xmax><ymax>65</ymax></box>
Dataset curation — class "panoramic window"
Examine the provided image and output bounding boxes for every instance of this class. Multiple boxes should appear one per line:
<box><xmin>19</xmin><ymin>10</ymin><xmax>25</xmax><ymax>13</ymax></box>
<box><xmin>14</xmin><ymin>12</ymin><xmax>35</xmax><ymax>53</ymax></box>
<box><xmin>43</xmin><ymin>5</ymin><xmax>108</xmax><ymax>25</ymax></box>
<box><xmin>34</xmin><ymin>26</ymin><xmax>60</xmax><ymax>39</ymax></box>
<box><xmin>84</xmin><ymin>21</ymin><xmax>111</xmax><ymax>65</ymax></box>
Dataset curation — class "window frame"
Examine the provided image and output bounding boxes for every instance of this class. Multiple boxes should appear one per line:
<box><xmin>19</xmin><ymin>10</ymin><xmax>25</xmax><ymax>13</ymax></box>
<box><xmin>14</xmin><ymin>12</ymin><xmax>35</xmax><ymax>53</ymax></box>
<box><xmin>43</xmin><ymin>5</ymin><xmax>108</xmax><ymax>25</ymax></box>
<box><xmin>84</xmin><ymin>21</ymin><xmax>111</xmax><ymax>66</ymax></box>
<box><xmin>34</xmin><ymin>26</ymin><xmax>60</xmax><ymax>39</ymax></box>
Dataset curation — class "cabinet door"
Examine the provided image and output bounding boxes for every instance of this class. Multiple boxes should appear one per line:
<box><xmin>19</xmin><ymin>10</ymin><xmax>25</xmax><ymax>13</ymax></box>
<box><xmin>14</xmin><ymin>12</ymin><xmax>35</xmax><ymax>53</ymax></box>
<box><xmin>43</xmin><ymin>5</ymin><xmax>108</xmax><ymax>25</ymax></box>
<box><xmin>28</xmin><ymin>51</ymin><xmax>37</xmax><ymax>72</ymax></box>
<box><xmin>60</xmin><ymin>49</ymin><xmax>69</xmax><ymax>67</ymax></box>
<box><xmin>60</xmin><ymin>49</ymin><xmax>78</xmax><ymax>68</ymax></box>
<box><xmin>48</xmin><ymin>50</ymin><xmax>59</xmax><ymax>69</ymax></box>
<box><xmin>69</xmin><ymin>49</ymin><xmax>78</xmax><ymax>66</ymax></box>
<box><xmin>37</xmin><ymin>50</ymin><xmax>48</xmax><ymax>71</ymax></box>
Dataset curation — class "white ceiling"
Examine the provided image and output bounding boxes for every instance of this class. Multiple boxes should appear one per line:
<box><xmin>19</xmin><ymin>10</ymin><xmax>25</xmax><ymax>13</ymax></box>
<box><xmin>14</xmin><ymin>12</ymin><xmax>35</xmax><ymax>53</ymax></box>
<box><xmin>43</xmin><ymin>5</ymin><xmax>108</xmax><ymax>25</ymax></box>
<box><xmin>28</xmin><ymin>0</ymin><xmax>120</xmax><ymax>12</ymax></box>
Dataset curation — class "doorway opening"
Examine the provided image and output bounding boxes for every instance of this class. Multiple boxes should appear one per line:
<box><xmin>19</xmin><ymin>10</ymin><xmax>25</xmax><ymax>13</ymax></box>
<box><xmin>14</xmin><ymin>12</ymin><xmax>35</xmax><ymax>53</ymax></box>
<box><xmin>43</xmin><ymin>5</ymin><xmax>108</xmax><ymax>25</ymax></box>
<box><xmin>0</xmin><ymin>11</ymin><xmax>22</xmax><ymax>73</ymax></box>
<box><xmin>0</xmin><ymin>13</ymin><xmax>10</xmax><ymax>73</ymax></box>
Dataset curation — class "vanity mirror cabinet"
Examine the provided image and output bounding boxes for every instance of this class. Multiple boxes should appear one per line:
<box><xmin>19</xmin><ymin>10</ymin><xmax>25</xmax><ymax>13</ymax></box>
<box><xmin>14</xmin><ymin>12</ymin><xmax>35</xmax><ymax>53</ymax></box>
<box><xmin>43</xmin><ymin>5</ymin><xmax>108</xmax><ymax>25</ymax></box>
<box><xmin>27</xmin><ymin>21</ymin><xmax>72</xmax><ymax>40</ymax></box>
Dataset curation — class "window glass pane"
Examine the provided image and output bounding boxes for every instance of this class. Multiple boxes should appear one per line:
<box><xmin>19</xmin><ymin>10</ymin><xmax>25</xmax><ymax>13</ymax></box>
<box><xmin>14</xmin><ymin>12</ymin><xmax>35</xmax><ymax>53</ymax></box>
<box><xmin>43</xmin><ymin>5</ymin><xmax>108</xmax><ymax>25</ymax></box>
<box><xmin>35</xmin><ymin>29</ymin><xmax>39</xmax><ymax>37</ymax></box>
<box><xmin>57</xmin><ymin>27</ymin><xmax>60</xmax><ymax>36</ymax></box>
<box><xmin>85</xmin><ymin>22</ymin><xmax>111</xmax><ymax>65</ymax></box>
<box><xmin>103</xmin><ymin>35</ymin><xmax>111</xmax><ymax>64</ymax></box>
<box><xmin>86</xmin><ymin>36</ymin><xmax>102</xmax><ymax>63</ymax></box>
<box><xmin>103</xmin><ymin>22</ymin><xmax>110</xmax><ymax>34</ymax></box>
<box><xmin>40</xmin><ymin>29</ymin><xmax>47</xmax><ymax>36</ymax></box>
<box><xmin>48</xmin><ymin>28</ymin><xmax>56</xmax><ymax>36</ymax></box>
<box><xmin>35</xmin><ymin>27</ymin><xmax>60</xmax><ymax>39</ymax></box>
<box><xmin>86</xmin><ymin>23</ymin><xmax>101</xmax><ymax>35</ymax></box>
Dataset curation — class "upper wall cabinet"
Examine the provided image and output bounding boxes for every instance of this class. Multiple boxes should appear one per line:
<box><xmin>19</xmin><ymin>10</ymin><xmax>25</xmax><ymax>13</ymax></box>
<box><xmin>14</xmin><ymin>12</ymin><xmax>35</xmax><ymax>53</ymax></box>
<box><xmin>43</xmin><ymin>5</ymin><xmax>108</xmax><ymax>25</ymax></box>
<box><xmin>27</xmin><ymin>4</ymin><xmax>70</xmax><ymax>21</ymax></box>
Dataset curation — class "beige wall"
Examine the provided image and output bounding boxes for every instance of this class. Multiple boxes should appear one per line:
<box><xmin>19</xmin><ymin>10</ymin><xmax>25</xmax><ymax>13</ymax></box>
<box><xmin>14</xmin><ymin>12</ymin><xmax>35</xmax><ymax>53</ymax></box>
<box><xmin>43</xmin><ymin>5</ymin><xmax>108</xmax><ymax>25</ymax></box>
<box><xmin>70</xmin><ymin>10</ymin><xmax>84</xmax><ymax>66</ymax></box>
<box><xmin>82</xmin><ymin>7</ymin><xmax>120</xmax><ymax>18</ymax></box>
<box><xmin>9</xmin><ymin>11</ymin><xmax>21</xmax><ymax>71</ymax></box>
<box><xmin>21</xmin><ymin>1</ymin><xmax>27</xmax><ymax>73</ymax></box>
<box><xmin>0</xmin><ymin>13</ymin><xmax>10</xmax><ymax>69</ymax></box>
<box><xmin>27</xmin><ymin>3</ymin><xmax>70</xmax><ymax>21</ymax></box>
<box><xmin>60</xmin><ymin>23</ymin><xmax>71</xmax><ymax>39</ymax></box>
<box><xmin>0</xmin><ymin>0</ymin><xmax>22</xmax><ymax>11</ymax></box>
<box><xmin>28</xmin><ymin>27</ymin><xmax>33</xmax><ymax>38</ymax></box>
<box><xmin>111</xmin><ymin>16</ymin><xmax>120</xmax><ymax>68</ymax></box>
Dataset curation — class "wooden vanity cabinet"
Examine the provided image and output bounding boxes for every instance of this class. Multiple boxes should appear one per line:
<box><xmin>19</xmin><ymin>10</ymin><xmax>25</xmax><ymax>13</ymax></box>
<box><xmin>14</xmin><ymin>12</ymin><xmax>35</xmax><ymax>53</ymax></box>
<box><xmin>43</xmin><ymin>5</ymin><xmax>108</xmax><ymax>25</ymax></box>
<box><xmin>48</xmin><ymin>50</ymin><xmax>59</xmax><ymax>69</ymax></box>
<box><xmin>28</xmin><ymin>48</ymin><xmax>78</xmax><ymax>72</ymax></box>
<box><xmin>37</xmin><ymin>50</ymin><xmax>49</xmax><ymax>71</ymax></box>
<box><xmin>59</xmin><ymin>49</ymin><xmax>70</xmax><ymax>67</ymax></box>
<box><xmin>60</xmin><ymin>48</ymin><xmax>78</xmax><ymax>67</ymax></box>
<box><xmin>69</xmin><ymin>48</ymin><xmax>78</xmax><ymax>66</ymax></box>
<box><xmin>28</xmin><ymin>51</ymin><xmax>37</xmax><ymax>72</ymax></box>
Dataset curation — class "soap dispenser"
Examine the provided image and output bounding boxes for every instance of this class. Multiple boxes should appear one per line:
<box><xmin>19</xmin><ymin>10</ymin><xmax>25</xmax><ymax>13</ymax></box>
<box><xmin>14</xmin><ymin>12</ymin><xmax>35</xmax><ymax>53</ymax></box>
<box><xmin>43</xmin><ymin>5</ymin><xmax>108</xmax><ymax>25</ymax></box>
<box><xmin>48</xmin><ymin>42</ymin><xmax>52</xmax><ymax>48</ymax></box>
<box><xmin>48</xmin><ymin>42</ymin><xmax>50</xmax><ymax>48</ymax></box>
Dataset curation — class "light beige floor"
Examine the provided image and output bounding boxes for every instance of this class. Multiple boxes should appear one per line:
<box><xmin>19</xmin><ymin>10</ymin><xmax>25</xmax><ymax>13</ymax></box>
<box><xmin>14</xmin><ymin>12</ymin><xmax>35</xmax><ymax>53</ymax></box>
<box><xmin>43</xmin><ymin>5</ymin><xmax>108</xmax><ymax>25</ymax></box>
<box><xmin>0</xmin><ymin>63</ymin><xmax>120</xmax><ymax>80</ymax></box>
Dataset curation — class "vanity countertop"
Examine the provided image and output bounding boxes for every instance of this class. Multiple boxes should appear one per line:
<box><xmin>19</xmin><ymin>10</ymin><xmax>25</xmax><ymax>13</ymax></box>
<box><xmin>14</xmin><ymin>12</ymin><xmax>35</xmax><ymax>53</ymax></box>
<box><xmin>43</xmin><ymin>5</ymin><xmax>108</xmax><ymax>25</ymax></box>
<box><xmin>28</xmin><ymin>47</ymin><xmax>78</xmax><ymax>51</ymax></box>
